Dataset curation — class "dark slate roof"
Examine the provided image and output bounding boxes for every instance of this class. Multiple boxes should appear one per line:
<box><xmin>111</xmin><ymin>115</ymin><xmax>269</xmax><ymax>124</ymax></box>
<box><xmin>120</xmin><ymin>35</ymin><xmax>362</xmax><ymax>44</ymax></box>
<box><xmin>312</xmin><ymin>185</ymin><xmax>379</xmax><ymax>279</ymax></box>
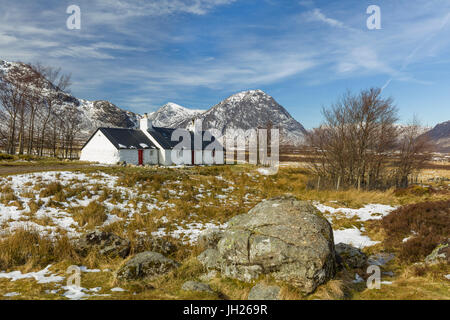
<box><xmin>84</xmin><ymin>128</ymin><xmax>157</xmax><ymax>150</ymax></box>
<box><xmin>148</xmin><ymin>126</ymin><xmax>222</xmax><ymax>150</ymax></box>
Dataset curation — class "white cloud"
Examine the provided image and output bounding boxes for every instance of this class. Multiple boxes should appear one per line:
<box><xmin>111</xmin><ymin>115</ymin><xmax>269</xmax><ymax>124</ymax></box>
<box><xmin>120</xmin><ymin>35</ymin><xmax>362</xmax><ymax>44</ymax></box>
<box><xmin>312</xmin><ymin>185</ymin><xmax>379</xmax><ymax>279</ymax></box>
<box><xmin>306</xmin><ymin>8</ymin><xmax>344</xmax><ymax>28</ymax></box>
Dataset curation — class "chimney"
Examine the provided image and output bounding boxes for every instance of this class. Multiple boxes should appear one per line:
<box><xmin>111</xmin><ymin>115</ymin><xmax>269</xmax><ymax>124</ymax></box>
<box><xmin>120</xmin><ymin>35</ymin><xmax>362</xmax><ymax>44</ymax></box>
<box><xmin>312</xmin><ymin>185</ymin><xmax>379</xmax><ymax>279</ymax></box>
<box><xmin>140</xmin><ymin>113</ymin><xmax>153</xmax><ymax>131</ymax></box>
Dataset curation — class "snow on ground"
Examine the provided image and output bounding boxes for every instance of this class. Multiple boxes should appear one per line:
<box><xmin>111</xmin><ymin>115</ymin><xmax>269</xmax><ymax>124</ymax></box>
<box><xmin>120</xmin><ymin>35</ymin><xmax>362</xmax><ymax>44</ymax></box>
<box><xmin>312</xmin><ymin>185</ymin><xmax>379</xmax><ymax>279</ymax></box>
<box><xmin>313</xmin><ymin>202</ymin><xmax>397</xmax><ymax>221</ymax></box>
<box><xmin>312</xmin><ymin>201</ymin><xmax>397</xmax><ymax>248</ymax></box>
<box><xmin>0</xmin><ymin>171</ymin><xmax>176</xmax><ymax>238</ymax></box>
<box><xmin>333</xmin><ymin>227</ymin><xmax>379</xmax><ymax>248</ymax></box>
<box><xmin>3</xmin><ymin>292</ymin><xmax>20</xmax><ymax>297</ymax></box>
<box><xmin>0</xmin><ymin>265</ymin><xmax>64</xmax><ymax>284</ymax></box>
<box><xmin>152</xmin><ymin>221</ymin><xmax>227</xmax><ymax>245</ymax></box>
<box><xmin>62</xmin><ymin>285</ymin><xmax>89</xmax><ymax>300</ymax></box>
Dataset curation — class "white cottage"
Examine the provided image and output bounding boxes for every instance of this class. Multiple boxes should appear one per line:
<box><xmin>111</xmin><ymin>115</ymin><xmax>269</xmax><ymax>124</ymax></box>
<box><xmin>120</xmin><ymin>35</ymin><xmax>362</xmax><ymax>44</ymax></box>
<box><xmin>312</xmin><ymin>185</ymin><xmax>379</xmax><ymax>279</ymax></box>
<box><xmin>80</xmin><ymin>116</ymin><xmax>224</xmax><ymax>166</ymax></box>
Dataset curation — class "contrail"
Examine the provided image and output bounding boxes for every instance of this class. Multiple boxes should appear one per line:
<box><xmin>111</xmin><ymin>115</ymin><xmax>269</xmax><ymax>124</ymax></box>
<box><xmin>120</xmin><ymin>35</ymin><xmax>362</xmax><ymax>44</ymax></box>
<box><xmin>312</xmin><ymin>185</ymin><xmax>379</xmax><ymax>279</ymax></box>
<box><xmin>381</xmin><ymin>12</ymin><xmax>450</xmax><ymax>92</ymax></box>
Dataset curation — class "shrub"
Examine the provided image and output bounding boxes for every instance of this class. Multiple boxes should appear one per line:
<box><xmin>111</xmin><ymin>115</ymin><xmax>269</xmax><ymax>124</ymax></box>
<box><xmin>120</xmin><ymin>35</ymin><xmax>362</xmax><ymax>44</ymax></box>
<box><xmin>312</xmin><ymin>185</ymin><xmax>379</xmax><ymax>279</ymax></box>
<box><xmin>0</xmin><ymin>229</ymin><xmax>80</xmax><ymax>270</ymax></box>
<box><xmin>393</xmin><ymin>185</ymin><xmax>433</xmax><ymax>197</ymax></box>
<box><xmin>0</xmin><ymin>153</ymin><xmax>14</xmax><ymax>160</ymax></box>
<box><xmin>72</xmin><ymin>201</ymin><xmax>108</xmax><ymax>228</ymax></box>
<box><xmin>39</xmin><ymin>182</ymin><xmax>63</xmax><ymax>198</ymax></box>
<box><xmin>381</xmin><ymin>200</ymin><xmax>450</xmax><ymax>263</ymax></box>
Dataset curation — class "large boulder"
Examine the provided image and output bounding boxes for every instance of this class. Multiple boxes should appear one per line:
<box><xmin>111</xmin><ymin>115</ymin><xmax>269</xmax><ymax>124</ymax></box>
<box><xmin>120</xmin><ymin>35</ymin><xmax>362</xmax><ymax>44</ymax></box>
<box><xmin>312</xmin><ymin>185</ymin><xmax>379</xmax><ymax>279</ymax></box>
<box><xmin>335</xmin><ymin>243</ymin><xmax>368</xmax><ymax>269</ymax></box>
<box><xmin>198</xmin><ymin>229</ymin><xmax>224</xmax><ymax>250</ymax></box>
<box><xmin>425</xmin><ymin>239</ymin><xmax>449</xmax><ymax>265</ymax></box>
<box><xmin>75</xmin><ymin>231</ymin><xmax>130</xmax><ymax>258</ymax></box>
<box><xmin>197</xmin><ymin>248</ymin><xmax>224</xmax><ymax>270</ymax></box>
<box><xmin>202</xmin><ymin>197</ymin><xmax>336</xmax><ymax>294</ymax></box>
<box><xmin>116</xmin><ymin>251</ymin><xmax>179</xmax><ymax>281</ymax></box>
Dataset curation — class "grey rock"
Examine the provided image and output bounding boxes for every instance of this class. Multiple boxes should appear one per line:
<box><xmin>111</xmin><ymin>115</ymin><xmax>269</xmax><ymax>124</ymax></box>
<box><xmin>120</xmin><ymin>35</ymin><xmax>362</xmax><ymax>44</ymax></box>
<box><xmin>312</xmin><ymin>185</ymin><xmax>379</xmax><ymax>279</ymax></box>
<box><xmin>335</xmin><ymin>243</ymin><xmax>368</xmax><ymax>269</ymax></box>
<box><xmin>134</xmin><ymin>237</ymin><xmax>177</xmax><ymax>255</ymax></box>
<box><xmin>199</xmin><ymin>270</ymin><xmax>218</xmax><ymax>282</ymax></box>
<box><xmin>181</xmin><ymin>281</ymin><xmax>214</xmax><ymax>294</ymax></box>
<box><xmin>75</xmin><ymin>231</ymin><xmax>130</xmax><ymax>258</ymax></box>
<box><xmin>215</xmin><ymin>197</ymin><xmax>337</xmax><ymax>294</ymax></box>
<box><xmin>116</xmin><ymin>251</ymin><xmax>179</xmax><ymax>281</ymax></box>
<box><xmin>248</xmin><ymin>284</ymin><xmax>281</xmax><ymax>300</ymax></box>
<box><xmin>222</xmin><ymin>264</ymin><xmax>263</xmax><ymax>282</ymax></box>
<box><xmin>197</xmin><ymin>248</ymin><xmax>224</xmax><ymax>270</ymax></box>
<box><xmin>367</xmin><ymin>253</ymin><xmax>395</xmax><ymax>266</ymax></box>
<box><xmin>198</xmin><ymin>228</ymin><xmax>224</xmax><ymax>250</ymax></box>
<box><xmin>425</xmin><ymin>239</ymin><xmax>449</xmax><ymax>265</ymax></box>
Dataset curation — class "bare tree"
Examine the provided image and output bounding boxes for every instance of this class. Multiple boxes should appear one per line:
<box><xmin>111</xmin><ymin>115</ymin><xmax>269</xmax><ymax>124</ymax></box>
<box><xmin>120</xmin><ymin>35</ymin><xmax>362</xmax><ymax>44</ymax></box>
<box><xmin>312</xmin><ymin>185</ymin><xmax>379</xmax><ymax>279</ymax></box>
<box><xmin>0</xmin><ymin>61</ymin><xmax>77</xmax><ymax>158</ymax></box>
<box><xmin>33</xmin><ymin>64</ymin><xmax>72</xmax><ymax>156</ymax></box>
<box><xmin>394</xmin><ymin>118</ymin><xmax>434</xmax><ymax>187</ymax></box>
<box><xmin>307</xmin><ymin>88</ymin><xmax>399</xmax><ymax>189</ymax></box>
<box><xmin>0</xmin><ymin>64</ymin><xmax>36</xmax><ymax>155</ymax></box>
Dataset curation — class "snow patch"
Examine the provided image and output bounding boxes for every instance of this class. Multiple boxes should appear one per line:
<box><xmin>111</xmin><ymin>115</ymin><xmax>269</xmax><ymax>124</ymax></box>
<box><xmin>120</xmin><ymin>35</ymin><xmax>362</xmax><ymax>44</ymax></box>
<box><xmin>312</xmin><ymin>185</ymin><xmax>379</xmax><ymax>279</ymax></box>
<box><xmin>333</xmin><ymin>227</ymin><xmax>379</xmax><ymax>248</ymax></box>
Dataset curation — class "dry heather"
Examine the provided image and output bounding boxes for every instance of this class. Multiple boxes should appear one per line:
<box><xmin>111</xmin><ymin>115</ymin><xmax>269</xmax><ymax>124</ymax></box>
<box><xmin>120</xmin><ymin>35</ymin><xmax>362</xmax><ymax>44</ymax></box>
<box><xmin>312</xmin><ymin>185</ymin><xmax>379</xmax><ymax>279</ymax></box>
<box><xmin>0</xmin><ymin>163</ymin><xmax>448</xmax><ymax>300</ymax></box>
<box><xmin>381</xmin><ymin>200</ymin><xmax>450</xmax><ymax>263</ymax></box>
<box><xmin>0</xmin><ymin>229</ymin><xmax>80</xmax><ymax>271</ymax></box>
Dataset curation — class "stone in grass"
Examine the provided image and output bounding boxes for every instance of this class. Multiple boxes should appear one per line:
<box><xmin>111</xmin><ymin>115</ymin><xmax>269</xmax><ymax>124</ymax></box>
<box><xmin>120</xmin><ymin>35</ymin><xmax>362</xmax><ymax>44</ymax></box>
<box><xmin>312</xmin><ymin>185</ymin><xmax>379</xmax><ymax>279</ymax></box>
<box><xmin>367</xmin><ymin>252</ymin><xmax>395</xmax><ymax>266</ymax></box>
<box><xmin>75</xmin><ymin>231</ymin><xmax>130</xmax><ymax>258</ymax></box>
<box><xmin>335</xmin><ymin>243</ymin><xmax>368</xmax><ymax>269</ymax></box>
<box><xmin>134</xmin><ymin>237</ymin><xmax>177</xmax><ymax>255</ymax></box>
<box><xmin>248</xmin><ymin>284</ymin><xmax>281</xmax><ymax>300</ymax></box>
<box><xmin>116</xmin><ymin>251</ymin><xmax>179</xmax><ymax>281</ymax></box>
<box><xmin>425</xmin><ymin>239</ymin><xmax>449</xmax><ymax>265</ymax></box>
<box><xmin>181</xmin><ymin>281</ymin><xmax>214</xmax><ymax>294</ymax></box>
<box><xmin>199</xmin><ymin>270</ymin><xmax>218</xmax><ymax>282</ymax></box>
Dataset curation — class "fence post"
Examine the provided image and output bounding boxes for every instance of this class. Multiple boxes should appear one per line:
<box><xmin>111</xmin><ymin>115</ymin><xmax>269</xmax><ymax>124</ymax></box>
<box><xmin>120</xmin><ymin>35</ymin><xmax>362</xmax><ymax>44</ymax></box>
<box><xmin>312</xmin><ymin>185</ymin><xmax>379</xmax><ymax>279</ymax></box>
<box><xmin>336</xmin><ymin>176</ymin><xmax>341</xmax><ymax>191</ymax></box>
<box><xmin>317</xmin><ymin>176</ymin><xmax>320</xmax><ymax>191</ymax></box>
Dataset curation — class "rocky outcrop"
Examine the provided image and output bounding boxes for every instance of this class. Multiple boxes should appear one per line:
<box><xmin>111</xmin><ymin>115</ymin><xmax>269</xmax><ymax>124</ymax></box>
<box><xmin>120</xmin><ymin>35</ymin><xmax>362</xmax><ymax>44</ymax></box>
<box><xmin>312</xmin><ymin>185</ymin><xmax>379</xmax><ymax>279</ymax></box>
<box><xmin>335</xmin><ymin>243</ymin><xmax>368</xmax><ymax>269</ymax></box>
<box><xmin>197</xmin><ymin>248</ymin><xmax>223</xmax><ymax>270</ymax></box>
<box><xmin>197</xmin><ymin>197</ymin><xmax>337</xmax><ymax>294</ymax></box>
<box><xmin>116</xmin><ymin>251</ymin><xmax>179</xmax><ymax>281</ymax></box>
<box><xmin>198</xmin><ymin>229</ymin><xmax>224</xmax><ymax>250</ymax></box>
<box><xmin>75</xmin><ymin>231</ymin><xmax>130</xmax><ymax>258</ymax></box>
<box><xmin>248</xmin><ymin>284</ymin><xmax>281</xmax><ymax>300</ymax></box>
<box><xmin>134</xmin><ymin>237</ymin><xmax>177</xmax><ymax>255</ymax></box>
<box><xmin>425</xmin><ymin>239</ymin><xmax>449</xmax><ymax>265</ymax></box>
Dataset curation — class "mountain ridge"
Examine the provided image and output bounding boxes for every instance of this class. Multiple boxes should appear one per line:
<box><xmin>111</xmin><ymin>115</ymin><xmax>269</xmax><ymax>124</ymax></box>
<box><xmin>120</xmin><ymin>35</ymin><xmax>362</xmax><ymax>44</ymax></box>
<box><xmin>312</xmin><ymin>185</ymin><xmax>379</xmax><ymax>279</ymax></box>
<box><xmin>421</xmin><ymin>120</ymin><xmax>450</xmax><ymax>153</ymax></box>
<box><xmin>0</xmin><ymin>59</ymin><xmax>307</xmax><ymax>145</ymax></box>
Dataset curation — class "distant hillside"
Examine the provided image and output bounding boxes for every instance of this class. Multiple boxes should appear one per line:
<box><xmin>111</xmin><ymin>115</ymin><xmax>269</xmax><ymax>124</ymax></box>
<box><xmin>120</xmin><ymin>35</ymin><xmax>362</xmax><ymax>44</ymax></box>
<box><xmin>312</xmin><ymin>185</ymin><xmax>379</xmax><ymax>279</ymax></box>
<box><xmin>421</xmin><ymin>120</ymin><xmax>450</xmax><ymax>153</ymax></box>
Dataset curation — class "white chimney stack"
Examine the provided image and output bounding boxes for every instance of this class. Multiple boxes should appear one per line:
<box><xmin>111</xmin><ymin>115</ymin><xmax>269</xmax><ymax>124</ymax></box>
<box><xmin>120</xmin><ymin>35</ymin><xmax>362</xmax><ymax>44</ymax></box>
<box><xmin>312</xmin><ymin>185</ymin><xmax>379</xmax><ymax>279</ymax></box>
<box><xmin>140</xmin><ymin>114</ymin><xmax>153</xmax><ymax>131</ymax></box>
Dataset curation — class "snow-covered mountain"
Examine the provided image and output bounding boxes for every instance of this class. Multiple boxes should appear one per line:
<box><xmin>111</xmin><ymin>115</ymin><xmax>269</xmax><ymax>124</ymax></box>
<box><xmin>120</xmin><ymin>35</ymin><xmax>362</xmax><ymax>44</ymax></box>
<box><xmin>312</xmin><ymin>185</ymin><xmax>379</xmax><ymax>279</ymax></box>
<box><xmin>179</xmin><ymin>90</ymin><xmax>307</xmax><ymax>145</ymax></box>
<box><xmin>0</xmin><ymin>60</ymin><xmax>139</xmax><ymax>139</ymax></box>
<box><xmin>146</xmin><ymin>102</ymin><xmax>204</xmax><ymax>128</ymax></box>
<box><xmin>1</xmin><ymin>59</ymin><xmax>307</xmax><ymax>145</ymax></box>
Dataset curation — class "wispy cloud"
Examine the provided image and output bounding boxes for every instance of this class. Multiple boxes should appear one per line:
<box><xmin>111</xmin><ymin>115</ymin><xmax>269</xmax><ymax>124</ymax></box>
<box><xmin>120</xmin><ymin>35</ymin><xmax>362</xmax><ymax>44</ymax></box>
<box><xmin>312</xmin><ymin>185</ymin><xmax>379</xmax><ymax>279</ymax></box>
<box><xmin>0</xmin><ymin>0</ymin><xmax>449</xmax><ymax>125</ymax></box>
<box><xmin>306</xmin><ymin>8</ymin><xmax>345</xmax><ymax>28</ymax></box>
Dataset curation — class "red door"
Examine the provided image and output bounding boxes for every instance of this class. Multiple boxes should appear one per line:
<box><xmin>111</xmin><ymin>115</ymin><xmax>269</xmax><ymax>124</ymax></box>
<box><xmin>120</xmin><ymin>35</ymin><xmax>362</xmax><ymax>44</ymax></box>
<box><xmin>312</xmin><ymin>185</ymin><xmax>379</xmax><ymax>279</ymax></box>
<box><xmin>138</xmin><ymin>149</ymin><xmax>143</xmax><ymax>165</ymax></box>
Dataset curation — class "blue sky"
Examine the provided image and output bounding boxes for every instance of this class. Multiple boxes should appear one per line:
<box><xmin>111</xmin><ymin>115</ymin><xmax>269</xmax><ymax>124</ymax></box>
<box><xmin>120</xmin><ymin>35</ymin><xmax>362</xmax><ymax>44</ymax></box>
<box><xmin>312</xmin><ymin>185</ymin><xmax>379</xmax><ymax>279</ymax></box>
<box><xmin>0</xmin><ymin>0</ymin><xmax>449</xmax><ymax>129</ymax></box>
